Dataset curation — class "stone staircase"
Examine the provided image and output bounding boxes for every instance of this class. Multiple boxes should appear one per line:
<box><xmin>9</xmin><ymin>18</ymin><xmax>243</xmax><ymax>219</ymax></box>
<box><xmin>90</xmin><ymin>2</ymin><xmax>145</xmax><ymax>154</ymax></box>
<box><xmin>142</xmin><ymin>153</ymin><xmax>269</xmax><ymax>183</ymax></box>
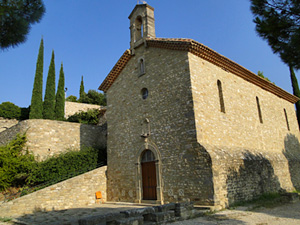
<box><xmin>78</xmin><ymin>202</ymin><xmax>210</xmax><ymax>225</ymax></box>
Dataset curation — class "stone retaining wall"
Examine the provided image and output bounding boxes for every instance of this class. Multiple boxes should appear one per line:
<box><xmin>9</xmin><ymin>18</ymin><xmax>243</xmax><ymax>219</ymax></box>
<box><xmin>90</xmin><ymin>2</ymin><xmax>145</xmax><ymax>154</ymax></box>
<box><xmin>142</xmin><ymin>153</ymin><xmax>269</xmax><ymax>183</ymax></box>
<box><xmin>65</xmin><ymin>101</ymin><xmax>101</xmax><ymax>118</ymax></box>
<box><xmin>0</xmin><ymin>119</ymin><xmax>106</xmax><ymax>160</ymax></box>
<box><xmin>0</xmin><ymin>166</ymin><xmax>107</xmax><ymax>218</ymax></box>
<box><xmin>0</xmin><ymin>118</ymin><xmax>18</xmax><ymax>133</ymax></box>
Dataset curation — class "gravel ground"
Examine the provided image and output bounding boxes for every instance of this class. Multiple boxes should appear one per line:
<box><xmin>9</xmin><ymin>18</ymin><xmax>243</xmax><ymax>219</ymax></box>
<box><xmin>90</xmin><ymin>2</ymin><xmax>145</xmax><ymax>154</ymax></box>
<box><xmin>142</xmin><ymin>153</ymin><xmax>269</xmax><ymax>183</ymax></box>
<box><xmin>171</xmin><ymin>201</ymin><xmax>300</xmax><ymax>225</ymax></box>
<box><xmin>0</xmin><ymin>201</ymin><xmax>300</xmax><ymax>224</ymax></box>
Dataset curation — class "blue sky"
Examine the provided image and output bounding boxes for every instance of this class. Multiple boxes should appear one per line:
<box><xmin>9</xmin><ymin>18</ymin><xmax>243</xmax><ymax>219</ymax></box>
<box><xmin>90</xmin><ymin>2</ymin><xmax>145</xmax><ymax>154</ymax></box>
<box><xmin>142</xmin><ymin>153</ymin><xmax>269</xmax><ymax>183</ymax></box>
<box><xmin>0</xmin><ymin>0</ymin><xmax>297</xmax><ymax>107</ymax></box>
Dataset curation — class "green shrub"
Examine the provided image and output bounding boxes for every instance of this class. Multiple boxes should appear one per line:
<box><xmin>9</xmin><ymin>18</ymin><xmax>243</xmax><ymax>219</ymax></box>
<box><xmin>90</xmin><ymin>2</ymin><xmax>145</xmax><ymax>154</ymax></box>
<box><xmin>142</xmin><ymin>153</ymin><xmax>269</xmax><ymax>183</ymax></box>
<box><xmin>0</xmin><ymin>134</ymin><xmax>35</xmax><ymax>191</ymax></box>
<box><xmin>28</xmin><ymin>146</ymin><xmax>106</xmax><ymax>185</ymax></box>
<box><xmin>67</xmin><ymin>109</ymin><xmax>100</xmax><ymax>125</ymax></box>
<box><xmin>66</xmin><ymin>95</ymin><xmax>78</xmax><ymax>102</ymax></box>
<box><xmin>0</xmin><ymin>102</ymin><xmax>21</xmax><ymax>119</ymax></box>
<box><xmin>0</xmin><ymin>133</ymin><xmax>107</xmax><ymax>192</ymax></box>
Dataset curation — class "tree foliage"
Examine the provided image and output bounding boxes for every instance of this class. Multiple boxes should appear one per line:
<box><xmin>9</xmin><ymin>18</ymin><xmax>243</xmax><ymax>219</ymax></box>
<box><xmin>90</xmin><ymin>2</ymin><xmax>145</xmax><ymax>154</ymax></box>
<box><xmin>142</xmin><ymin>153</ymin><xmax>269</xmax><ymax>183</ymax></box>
<box><xmin>0</xmin><ymin>102</ymin><xmax>30</xmax><ymax>120</ymax></box>
<box><xmin>43</xmin><ymin>50</ymin><xmax>56</xmax><ymax>120</ymax></box>
<box><xmin>251</xmin><ymin>0</ymin><xmax>300</xmax><ymax>69</ymax></box>
<box><xmin>251</xmin><ymin>0</ymin><xmax>300</xmax><ymax>128</ymax></box>
<box><xmin>54</xmin><ymin>63</ymin><xmax>65</xmax><ymax>120</ymax></box>
<box><xmin>0</xmin><ymin>0</ymin><xmax>45</xmax><ymax>50</ymax></box>
<box><xmin>67</xmin><ymin>108</ymin><xmax>100</xmax><ymax>125</ymax></box>
<box><xmin>29</xmin><ymin>38</ymin><xmax>43</xmax><ymax>119</ymax></box>
<box><xmin>0</xmin><ymin>102</ymin><xmax>21</xmax><ymax>119</ymax></box>
<box><xmin>79</xmin><ymin>75</ymin><xmax>85</xmax><ymax>101</ymax></box>
<box><xmin>0</xmin><ymin>133</ymin><xmax>107</xmax><ymax>191</ymax></box>
<box><xmin>0</xmin><ymin>134</ymin><xmax>35</xmax><ymax>191</ymax></box>
<box><xmin>66</xmin><ymin>95</ymin><xmax>77</xmax><ymax>102</ymax></box>
<box><xmin>257</xmin><ymin>70</ymin><xmax>274</xmax><ymax>83</ymax></box>
<box><xmin>77</xmin><ymin>90</ymin><xmax>106</xmax><ymax>106</ymax></box>
<box><xmin>290</xmin><ymin>66</ymin><xmax>300</xmax><ymax>127</ymax></box>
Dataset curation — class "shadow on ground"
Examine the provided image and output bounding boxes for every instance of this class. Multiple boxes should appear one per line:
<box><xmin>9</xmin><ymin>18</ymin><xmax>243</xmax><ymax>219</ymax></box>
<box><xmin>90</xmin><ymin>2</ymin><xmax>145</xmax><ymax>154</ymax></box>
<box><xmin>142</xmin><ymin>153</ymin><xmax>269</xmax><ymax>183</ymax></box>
<box><xmin>15</xmin><ymin>205</ymin><xmax>145</xmax><ymax>225</ymax></box>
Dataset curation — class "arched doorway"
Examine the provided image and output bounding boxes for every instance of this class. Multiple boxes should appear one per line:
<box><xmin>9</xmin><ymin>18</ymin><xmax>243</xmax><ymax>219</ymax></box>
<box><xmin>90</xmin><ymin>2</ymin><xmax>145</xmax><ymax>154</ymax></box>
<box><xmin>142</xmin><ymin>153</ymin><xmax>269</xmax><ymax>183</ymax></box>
<box><xmin>141</xmin><ymin>150</ymin><xmax>157</xmax><ymax>200</ymax></box>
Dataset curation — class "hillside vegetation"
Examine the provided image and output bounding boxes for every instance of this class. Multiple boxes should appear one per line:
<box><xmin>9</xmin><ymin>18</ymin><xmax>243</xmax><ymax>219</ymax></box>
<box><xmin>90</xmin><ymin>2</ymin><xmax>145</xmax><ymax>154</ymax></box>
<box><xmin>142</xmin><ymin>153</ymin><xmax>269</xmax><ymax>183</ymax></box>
<box><xmin>0</xmin><ymin>133</ymin><xmax>106</xmax><ymax>194</ymax></box>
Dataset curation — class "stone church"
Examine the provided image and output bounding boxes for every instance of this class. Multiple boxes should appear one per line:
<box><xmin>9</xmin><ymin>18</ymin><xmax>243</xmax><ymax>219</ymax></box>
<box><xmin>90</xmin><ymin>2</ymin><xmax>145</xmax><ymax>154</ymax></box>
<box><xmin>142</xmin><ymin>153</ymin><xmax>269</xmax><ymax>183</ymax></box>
<box><xmin>99</xmin><ymin>4</ymin><xmax>300</xmax><ymax>208</ymax></box>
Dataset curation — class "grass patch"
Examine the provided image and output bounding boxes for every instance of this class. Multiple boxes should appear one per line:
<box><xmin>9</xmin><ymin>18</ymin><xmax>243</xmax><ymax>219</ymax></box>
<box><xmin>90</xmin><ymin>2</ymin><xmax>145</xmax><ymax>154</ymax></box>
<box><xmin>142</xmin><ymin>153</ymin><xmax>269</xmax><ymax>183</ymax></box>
<box><xmin>0</xmin><ymin>217</ymin><xmax>12</xmax><ymax>222</ymax></box>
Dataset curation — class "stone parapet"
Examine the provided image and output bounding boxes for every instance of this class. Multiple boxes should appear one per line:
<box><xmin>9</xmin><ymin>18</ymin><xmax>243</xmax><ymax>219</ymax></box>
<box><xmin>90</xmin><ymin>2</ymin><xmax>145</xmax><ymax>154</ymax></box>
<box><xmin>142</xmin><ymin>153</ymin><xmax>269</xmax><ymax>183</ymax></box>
<box><xmin>65</xmin><ymin>101</ymin><xmax>101</xmax><ymax>118</ymax></box>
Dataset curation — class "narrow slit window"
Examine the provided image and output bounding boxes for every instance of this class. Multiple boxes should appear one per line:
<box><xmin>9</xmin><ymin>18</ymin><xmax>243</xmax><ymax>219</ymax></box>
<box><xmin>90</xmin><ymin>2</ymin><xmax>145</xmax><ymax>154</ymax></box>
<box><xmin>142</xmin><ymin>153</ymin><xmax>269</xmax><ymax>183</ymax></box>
<box><xmin>217</xmin><ymin>80</ymin><xmax>225</xmax><ymax>113</ymax></box>
<box><xmin>256</xmin><ymin>97</ymin><xmax>263</xmax><ymax>123</ymax></box>
<box><xmin>139</xmin><ymin>58</ymin><xmax>145</xmax><ymax>74</ymax></box>
<box><xmin>284</xmin><ymin>108</ymin><xmax>290</xmax><ymax>131</ymax></box>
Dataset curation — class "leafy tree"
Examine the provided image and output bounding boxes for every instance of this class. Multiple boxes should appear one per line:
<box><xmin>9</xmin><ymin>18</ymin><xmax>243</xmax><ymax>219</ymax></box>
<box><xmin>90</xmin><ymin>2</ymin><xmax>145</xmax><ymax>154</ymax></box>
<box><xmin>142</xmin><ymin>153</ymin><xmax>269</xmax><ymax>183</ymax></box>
<box><xmin>29</xmin><ymin>38</ymin><xmax>44</xmax><ymax>119</ymax></box>
<box><xmin>54</xmin><ymin>63</ymin><xmax>65</xmax><ymax>120</ymax></box>
<box><xmin>0</xmin><ymin>0</ymin><xmax>45</xmax><ymax>50</ymax></box>
<box><xmin>250</xmin><ymin>0</ymin><xmax>300</xmax><ymax>128</ymax></box>
<box><xmin>79</xmin><ymin>75</ymin><xmax>85</xmax><ymax>101</ymax></box>
<box><xmin>43</xmin><ymin>50</ymin><xmax>56</xmax><ymax>119</ymax></box>
<box><xmin>86</xmin><ymin>90</ymin><xmax>106</xmax><ymax>105</ymax></box>
<box><xmin>0</xmin><ymin>102</ymin><xmax>21</xmax><ymax>119</ymax></box>
<box><xmin>251</xmin><ymin>0</ymin><xmax>300</xmax><ymax>69</ymax></box>
<box><xmin>0</xmin><ymin>102</ymin><xmax>30</xmax><ymax>120</ymax></box>
<box><xmin>66</xmin><ymin>95</ymin><xmax>77</xmax><ymax>102</ymax></box>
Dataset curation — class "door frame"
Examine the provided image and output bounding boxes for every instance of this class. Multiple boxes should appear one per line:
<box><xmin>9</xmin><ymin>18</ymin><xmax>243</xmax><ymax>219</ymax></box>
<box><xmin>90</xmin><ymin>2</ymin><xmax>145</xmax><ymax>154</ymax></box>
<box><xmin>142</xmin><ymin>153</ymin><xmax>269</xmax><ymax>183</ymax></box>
<box><xmin>135</xmin><ymin>143</ymin><xmax>163</xmax><ymax>204</ymax></box>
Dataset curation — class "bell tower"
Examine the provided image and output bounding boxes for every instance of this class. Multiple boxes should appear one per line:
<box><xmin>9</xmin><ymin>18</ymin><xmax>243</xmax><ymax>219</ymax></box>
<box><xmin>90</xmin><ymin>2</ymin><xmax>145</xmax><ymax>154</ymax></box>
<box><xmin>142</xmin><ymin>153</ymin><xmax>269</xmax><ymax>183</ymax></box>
<box><xmin>129</xmin><ymin>4</ymin><xmax>156</xmax><ymax>53</ymax></box>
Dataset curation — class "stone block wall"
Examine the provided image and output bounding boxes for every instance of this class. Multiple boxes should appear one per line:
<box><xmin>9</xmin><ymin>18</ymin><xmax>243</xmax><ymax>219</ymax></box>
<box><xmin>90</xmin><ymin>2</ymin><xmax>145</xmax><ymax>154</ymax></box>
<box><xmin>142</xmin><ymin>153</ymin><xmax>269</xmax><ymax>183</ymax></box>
<box><xmin>0</xmin><ymin>117</ymin><xmax>18</xmax><ymax>133</ymax></box>
<box><xmin>189</xmin><ymin>53</ymin><xmax>300</xmax><ymax>152</ymax></box>
<box><xmin>0</xmin><ymin>166</ymin><xmax>107</xmax><ymax>218</ymax></box>
<box><xmin>189</xmin><ymin>52</ymin><xmax>300</xmax><ymax>208</ymax></box>
<box><xmin>65</xmin><ymin>101</ymin><xmax>101</xmax><ymax>118</ymax></box>
<box><xmin>0</xmin><ymin>119</ymin><xmax>106</xmax><ymax>160</ymax></box>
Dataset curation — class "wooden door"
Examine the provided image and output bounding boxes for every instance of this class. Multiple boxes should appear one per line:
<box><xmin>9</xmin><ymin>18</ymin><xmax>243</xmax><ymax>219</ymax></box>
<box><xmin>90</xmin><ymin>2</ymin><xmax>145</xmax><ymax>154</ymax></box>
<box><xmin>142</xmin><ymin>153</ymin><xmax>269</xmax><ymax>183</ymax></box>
<box><xmin>141</xmin><ymin>161</ymin><xmax>157</xmax><ymax>200</ymax></box>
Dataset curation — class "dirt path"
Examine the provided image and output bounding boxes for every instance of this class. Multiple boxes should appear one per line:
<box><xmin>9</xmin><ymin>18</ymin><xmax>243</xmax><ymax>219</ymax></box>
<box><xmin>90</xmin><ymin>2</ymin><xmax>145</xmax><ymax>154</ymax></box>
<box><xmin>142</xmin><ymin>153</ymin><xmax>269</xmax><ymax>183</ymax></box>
<box><xmin>171</xmin><ymin>201</ymin><xmax>300</xmax><ymax>225</ymax></box>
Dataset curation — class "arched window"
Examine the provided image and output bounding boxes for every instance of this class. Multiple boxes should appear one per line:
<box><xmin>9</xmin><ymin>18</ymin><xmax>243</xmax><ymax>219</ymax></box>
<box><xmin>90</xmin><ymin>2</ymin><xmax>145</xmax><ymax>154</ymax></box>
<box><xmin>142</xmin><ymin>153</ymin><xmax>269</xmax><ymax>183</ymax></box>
<box><xmin>135</xmin><ymin>16</ymin><xmax>143</xmax><ymax>41</ymax></box>
<box><xmin>141</xmin><ymin>88</ymin><xmax>148</xmax><ymax>100</ymax></box>
<box><xmin>217</xmin><ymin>80</ymin><xmax>225</xmax><ymax>113</ymax></box>
<box><xmin>284</xmin><ymin>108</ymin><xmax>290</xmax><ymax>131</ymax></box>
<box><xmin>256</xmin><ymin>97</ymin><xmax>263</xmax><ymax>124</ymax></box>
<box><xmin>141</xmin><ymin>150</ymin><xmax>155</xmax><ymax>162</ymax></box>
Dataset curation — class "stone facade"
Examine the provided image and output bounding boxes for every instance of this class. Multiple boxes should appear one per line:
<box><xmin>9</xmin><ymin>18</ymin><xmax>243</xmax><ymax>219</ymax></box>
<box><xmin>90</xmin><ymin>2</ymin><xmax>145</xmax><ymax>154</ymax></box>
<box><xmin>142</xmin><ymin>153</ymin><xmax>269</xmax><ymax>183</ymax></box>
<box><xmin>99</xmin><ymin>4</ymin><xmax>300</xmax><ymax>208</ymax></box>
<box><xmin>0</xmin><ymin>166</ymin><xmax>107</xmax><ymax>218</ymax></box>
<box><xmin>65</xmin><ymin>101</ymin><xmax>101</xmax><ymax>118</ymax></box>
<box><xmin>0</xmin><ymin>119</ymin><xmax>106</xmax><ymax>160</ymax></box>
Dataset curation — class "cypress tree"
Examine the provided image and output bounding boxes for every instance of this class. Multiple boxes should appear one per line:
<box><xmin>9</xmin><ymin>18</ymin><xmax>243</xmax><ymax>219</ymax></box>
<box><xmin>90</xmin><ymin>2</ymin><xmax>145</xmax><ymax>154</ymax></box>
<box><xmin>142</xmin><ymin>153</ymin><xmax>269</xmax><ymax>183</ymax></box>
<box><xmin>29</xmin><ymin>38</ymin><xmax>44</xmax><ymax>119</ymax></box>
<box><xmin>43</xmin><ymin>50</ymin><xmax>56</xmax><ymax>119</ymax></box>
<box><xmin>55</xmin><ymin>63</ymin><xmax>65</xmax><ymax>120</ymax></box>
<box><xmin>79</xmin><ymin>75</ymin><xmax>85</xmax><ymax>101</ymax></box>
<box><xmin>290</xmin><ymin>66</ymin><xmax>300</xmax><ymax>129</ymax></box>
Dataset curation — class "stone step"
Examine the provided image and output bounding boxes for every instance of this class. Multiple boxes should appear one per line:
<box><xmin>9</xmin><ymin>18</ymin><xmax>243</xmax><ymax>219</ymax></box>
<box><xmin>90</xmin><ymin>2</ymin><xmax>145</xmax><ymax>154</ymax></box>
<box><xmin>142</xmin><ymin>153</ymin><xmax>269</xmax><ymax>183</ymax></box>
<box><xmin>112</xmin><ymin>216</ymin><xmax>144</xmax><ymax>225</ymax></box>
<box><xmin>144</xmin><ymin>211</ymin><xmax>176</xmax><ymax>223</ymax></box>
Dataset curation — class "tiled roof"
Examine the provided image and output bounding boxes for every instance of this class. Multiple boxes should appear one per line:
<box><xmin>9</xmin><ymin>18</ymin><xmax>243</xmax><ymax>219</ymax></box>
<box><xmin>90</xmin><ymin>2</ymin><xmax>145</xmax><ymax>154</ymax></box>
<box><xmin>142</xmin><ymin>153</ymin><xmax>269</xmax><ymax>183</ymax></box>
<box><xmin>98</xmin><ymin>50</ymin><xmax>132</xmax><ymax>92</ymax></box>
<box><xmin>99</xmin><ymin>38</ymin><xmax>299</xmax><ymax>103</ymax></box>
